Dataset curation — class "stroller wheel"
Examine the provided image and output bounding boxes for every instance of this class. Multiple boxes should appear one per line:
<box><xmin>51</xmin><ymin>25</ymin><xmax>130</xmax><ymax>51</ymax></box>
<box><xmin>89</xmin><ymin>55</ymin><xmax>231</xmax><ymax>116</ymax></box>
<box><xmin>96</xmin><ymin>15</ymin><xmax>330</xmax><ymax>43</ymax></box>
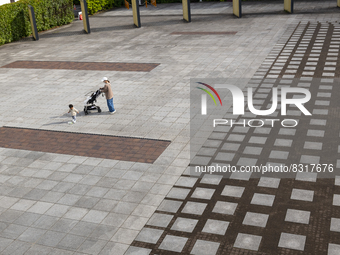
<box><xmin>84</xmin><ymin>110</ymin><xmax>88</xmax><ymax>115</ymax></box>
<box><xmin>98</xmin><ymin>107</ymin><xmax>101</xmax><ymax>113</ymax></box>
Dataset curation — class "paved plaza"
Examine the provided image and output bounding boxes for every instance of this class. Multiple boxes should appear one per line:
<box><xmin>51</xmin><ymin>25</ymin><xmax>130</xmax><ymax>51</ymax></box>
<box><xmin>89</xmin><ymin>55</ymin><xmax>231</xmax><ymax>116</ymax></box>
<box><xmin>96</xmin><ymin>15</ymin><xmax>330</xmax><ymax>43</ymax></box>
<box><xmin>0</xmin><ymin>0</ymin><xmax>340</xmax><ymax>254</ymax></box>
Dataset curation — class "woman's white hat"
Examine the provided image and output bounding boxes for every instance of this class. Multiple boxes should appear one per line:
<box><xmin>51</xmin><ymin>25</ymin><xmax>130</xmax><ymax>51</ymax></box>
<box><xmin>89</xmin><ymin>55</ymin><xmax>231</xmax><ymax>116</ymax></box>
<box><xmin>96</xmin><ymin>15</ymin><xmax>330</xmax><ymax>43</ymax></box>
<box><xmin>101</xmin><ymin>77</ymin><xmax>108</xmax><ymax>82</ymax></box>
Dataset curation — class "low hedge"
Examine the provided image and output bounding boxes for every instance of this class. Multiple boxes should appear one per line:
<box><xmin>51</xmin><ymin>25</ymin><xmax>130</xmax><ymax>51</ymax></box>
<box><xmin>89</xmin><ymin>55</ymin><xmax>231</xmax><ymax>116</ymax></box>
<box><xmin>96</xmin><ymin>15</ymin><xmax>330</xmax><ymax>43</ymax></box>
<box><xmin>0</xmin><ymin>0</ymin><xmax>73</xmax><ymax>46</ymax></box>
<box><xmin>86</xmin><ymin>0</ymin><xmax>123</xmax><ymax>15</ymax></box>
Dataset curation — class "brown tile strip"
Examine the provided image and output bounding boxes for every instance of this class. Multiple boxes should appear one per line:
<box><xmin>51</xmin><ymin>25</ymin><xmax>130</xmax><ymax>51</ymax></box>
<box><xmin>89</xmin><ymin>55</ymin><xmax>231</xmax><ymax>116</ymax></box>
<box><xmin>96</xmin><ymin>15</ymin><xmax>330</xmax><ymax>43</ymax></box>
<box><xmin>0</xmin><ymin>127</ymin><xmax>170</xmax><ymax>163</ymax></box>
<box><xmin>0</xmin><ymin>61</ymin><xmax>160</xmax><ymax>72</ymax></box>
<box><xmin>171</xmin><ymin>32</ymin><xmax>237</xmax><ymax>35</ymax></box>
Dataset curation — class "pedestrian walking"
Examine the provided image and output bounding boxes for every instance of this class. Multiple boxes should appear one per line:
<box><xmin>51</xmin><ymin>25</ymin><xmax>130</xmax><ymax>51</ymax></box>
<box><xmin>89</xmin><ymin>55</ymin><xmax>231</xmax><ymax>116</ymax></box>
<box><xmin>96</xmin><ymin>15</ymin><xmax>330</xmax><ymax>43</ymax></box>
<box><xmin>100</xmin><ymin>77</ymin><xmax>116</xmax><ymax>114</ymax></box>
<box><xmin>68</xmin><ymin>104</ymin><xmax>79</xmax><ymax>124</ymax></box>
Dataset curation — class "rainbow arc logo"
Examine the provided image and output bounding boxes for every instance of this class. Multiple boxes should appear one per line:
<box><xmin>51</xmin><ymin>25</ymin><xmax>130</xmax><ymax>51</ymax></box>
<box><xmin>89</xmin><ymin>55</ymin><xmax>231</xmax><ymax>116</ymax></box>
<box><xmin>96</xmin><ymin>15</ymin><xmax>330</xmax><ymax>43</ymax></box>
<box><xmin>196</xmin><ymin>82</ymin><xmax>222</xmax><ymax>115</ymax></box>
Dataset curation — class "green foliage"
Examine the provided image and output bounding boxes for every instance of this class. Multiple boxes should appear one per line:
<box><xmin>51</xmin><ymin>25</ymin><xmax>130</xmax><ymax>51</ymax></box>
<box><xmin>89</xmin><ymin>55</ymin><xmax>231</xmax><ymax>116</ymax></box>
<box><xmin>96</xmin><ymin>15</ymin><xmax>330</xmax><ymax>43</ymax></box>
<box><xmin>0</xmin><ymin>0</ymin><xmax>74</xmax><ymax>46</ymax></box>
<box><xmin>86</xmin><ymin>0</ymin><xmax>122</xmax><ymax>15</ymax></box>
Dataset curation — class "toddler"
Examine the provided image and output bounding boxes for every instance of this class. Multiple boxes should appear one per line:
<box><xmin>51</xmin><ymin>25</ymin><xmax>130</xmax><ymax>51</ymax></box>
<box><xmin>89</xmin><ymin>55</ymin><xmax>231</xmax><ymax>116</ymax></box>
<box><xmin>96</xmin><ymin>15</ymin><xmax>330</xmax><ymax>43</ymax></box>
<box><xmin>68</xmin><ymin>104</ymin><xmax>79</xmax><ymax>124</ymax></box>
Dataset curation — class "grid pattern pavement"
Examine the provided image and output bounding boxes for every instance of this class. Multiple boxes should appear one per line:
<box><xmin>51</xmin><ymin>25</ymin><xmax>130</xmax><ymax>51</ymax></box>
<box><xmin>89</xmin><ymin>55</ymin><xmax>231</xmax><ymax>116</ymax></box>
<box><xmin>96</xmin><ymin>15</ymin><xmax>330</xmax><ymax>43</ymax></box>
<box><xmin>128</xmin><ymin>21</ymin><xmax>340</xmax><ymax>255</ymax></box>
<box><xmin>0</xmin><ymin>1</ymin><xmax>339</xmax><ymax>255</ymax></box>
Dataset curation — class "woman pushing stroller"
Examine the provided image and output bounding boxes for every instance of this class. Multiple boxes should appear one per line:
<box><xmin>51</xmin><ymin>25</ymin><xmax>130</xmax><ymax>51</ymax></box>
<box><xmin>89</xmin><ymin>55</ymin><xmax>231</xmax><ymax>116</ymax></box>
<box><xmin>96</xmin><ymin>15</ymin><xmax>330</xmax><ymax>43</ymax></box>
<box><xmin>100</xmin><ymin>77</ymin><xmax>116</xmax><ymax>114</ymax></box>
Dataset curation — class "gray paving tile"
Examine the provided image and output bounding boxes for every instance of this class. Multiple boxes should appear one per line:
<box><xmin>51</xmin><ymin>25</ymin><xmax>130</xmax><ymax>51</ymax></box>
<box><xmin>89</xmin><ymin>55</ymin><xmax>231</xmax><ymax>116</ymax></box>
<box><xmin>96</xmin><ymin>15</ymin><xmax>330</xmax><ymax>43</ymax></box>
<box><xmin>330</xmin><ymin>218</ymin><xmax>340</xmax><ymax>232</ymax></box>
<box><xmin>243</xmin><ymin>212</ymin><xmax>269</xmax><ymax>227</ymax></box>
<box><xmin>158</xmin><ymin>200</ymin><xmax>182</xmax><ymax>213</ymax></box>
<box><xmin>0</xmin><ymin>224</ymin><xmax>27</xmax><ymax>239</ymax></box>
<box><xmin>278</xmin><ymin>233</ymin><xmax>306</xmax><ymax>251</ymax></box>
<box><xmin>17</xmin><ymin>227</ymin><xmax>46</xmax><ymax>242</ymax></box>
<box><xmin>31</xmin><ymin>215</ymin><xmax>59</xmax><ymax>229</ymax></box>
<box><xmin>212</xmin><ymin>201</ymin><xmax>237</xmax><ymax>215</ymax></box>
<box><xmin>295</xmin><ymin>172</ymin><xmax>317</xmax><ymax>182</ymax></box>
<box><xmin>221</xmin><ymin>185</ymin><xmax>245</xmax><ymax>198</ymax></box>
<box><xmin>234</xmin><ymin>233</ymin><xmax>262</xmax><ymax>251</ymax></box>
<box><xmin>57</xmin><ymin>234</ymin><xmax>87</xmax><ymax>251</ymax></box>
<box><xmin>135</xmin><ymin>227</ymin><xmax>163</xmax><ymax>244</ymax></box>
<box><xmin>291</xmin><ymin>189</ymin><xmax>314</xmax><ymax>202</ymax></box>
<box><xmin>171</xmin><ymin>217</ymin><xmax>198</xmax><ymax>232</ymax></box>
<box><xmin>202</xmin><ymin>219</ymin><xmax>229</xmax><ymax>235</ymax></box>
<box><xmin>329</xmin><ymin>243</ymin><xmax>340</xmax><ymax>255</ymax></box>
<box><xmin>182</xmin><ymin>201</ymin><xmax>207</xmax><ymax>215</ymax></box>
<box><xmin>258</xmin><ymin>177</ymin><xmax>280</xmax><ymax>188</ymax></box>
<box><xmin>191</xmin><ymin>240</ymin><xmax>220</xmax><ymax>255</ymax></box>
<box><xmin>251</xmin><ymin>193</ymin><xmax>275</xmax><ymax>206</ymax></box>
<box><xmin>90</xmin><ymin>225</ymin><xmax>118</xmax><ymax>241</ymax></box>
<box><xmin>200</xmin><ymin>174</ymin><xmax>223</xmax><ymax>185</ymax></box>
<box><xmin>191</xmin><ymin>187</ymin><xmax>215</xmax><ymax>200</ymax></box>
<box><xmin>13</xmin><ymin>212</ymin><xmax>41</xmax><ymax>227</ymax></box>
<box><xmin>125</xmin><ymin>246</ymin><xmax>152</xmax><ymax>255</ymax></box>
<box><xmin>166</xmin><ymin>187</ymin><xmax>190</xmax><ymax>200</ymax></box>
<box><xmin>147</xmin><ymin>213</ymin><xmax>173</xmax><ymax>228</ymax></box>
<box><xmin>36</xmin><ymin>230</ymin><xmax>66</xmax><ymax>247</ymax></box>
<box><xmin>69</xmin><ymin>221</ymin><xmax>98</xmax><ymax>237</ymax></box>
<box><xmin>77</xmin><ymin>238</ymin><xmax>108</xmax><ymax>254</ymax></box>
<box><xmin>158</xmin><ymin>235</ymin><xmax>188</xmax><ymax>252</ymax></box>
<box><xmin>175</xmin><ymin>177</ymin><xmax>198</xmax><ymax>187</ymax></box>
<box><xmin>285</xmin><ymin>209</ymin><xmax>311</xmax><ymax>224</ymax></box>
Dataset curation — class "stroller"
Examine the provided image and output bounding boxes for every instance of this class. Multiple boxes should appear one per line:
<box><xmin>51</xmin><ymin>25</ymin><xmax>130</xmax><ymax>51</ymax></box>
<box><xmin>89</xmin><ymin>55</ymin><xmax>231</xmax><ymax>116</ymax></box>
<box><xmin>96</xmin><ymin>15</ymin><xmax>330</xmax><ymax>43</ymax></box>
<box><xmin>84</xmin><ymin>89</ymin><xmax>103</xmax><ymax>115</ymax></box>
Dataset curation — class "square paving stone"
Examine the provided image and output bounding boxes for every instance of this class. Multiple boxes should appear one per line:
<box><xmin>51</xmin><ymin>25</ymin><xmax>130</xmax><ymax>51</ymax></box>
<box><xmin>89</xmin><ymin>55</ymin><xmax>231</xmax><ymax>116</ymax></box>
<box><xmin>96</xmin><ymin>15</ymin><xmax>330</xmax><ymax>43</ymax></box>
<box><xmin>221</xmin><ymin>185</ymin><xmax>245</xmax><ymax>198</ymax></box>
<box><xmin>158</xmin><ymin>235</ymin><xmax>188</xmax><ymax>253</ymax></box>
<box><xmin>191</xmin><ymin>240</ymin><xmax>220</xmax><ymax>255</ymax></box>
<box><xmin>251</xmin><ymin>193</ymin><xmax>275</xmax><ymax>207</ymax></box>
<box><xmin>278</xmin><ymin>233</ymin><xmax>306</xmax><ymax>251</ymax></box>
<box><xmin>158</xmin><ymin>200</ymin><xmax>182</xmax><ymax>213</ymax></box>
<box><xmin>227</xmin><ymin>134</ymin><xmax>245</xmax><ymax>142</ymax></box>
<box><xmin>335</xmin><ymin>176</ymin><xmax>340</xmax><ymax>186</ymax></box>
<box><xmin>212</xmin><ymin>201</ymin><xmax>238</xmax><ymax>215</ymax></box>
<box><xmin>285</xmin><ymin>209</ymin><xmax>311</xmax><ymax>224</ymax></box>
<box><xmin>147</xmin><ymin>213</ymin><xmax>173</xmax><ymax>228</ymax></box>
<box><xmin>300</xmin><ymin>155</ymin><xmax>320</xmax><ymax>164</ymax></box>
<box><xmin>202</xmin><ymin>219</ymin><xmax>229</xmax><ymax>235</ymax></box>
<box><xmin>200</xmin><ymin>174</ymin><xmax>223</xmax><ymax>185</ymax></box>
<box><xmin>171</xmin><ymin>217</ymin><xmax>198</xmax><ymax>232</ymax></box>
<box><xmin>249</xmin><ymin>137</ymin><xmax>267</xmax><ymax>144</ymax></box>
<box><xmin>134</xmin><ymin>228</ymin><xmax>163</xmax><ymax>244</ymax></box>
<box><xmin>166</xmin><ymin>188</ymin><xmax>190</xmax><ymax>200</ymax></box>
<box><xmin>330</xmin><ymin>218</ymin><xmax>340</xmax><ymax>232</ymax></box>
<box><xmin>295</xmin><ymin>172</ymin><xmax>317</xmax><ymax>182</ymax></box>
<box><xmin>125</xmin><ymin>246</ymin><xmax>152</xmax><ymax>255</ymax></box>
<box><xmin>36</xmin><ymin>230</ymin><xmax>66</xmax><ymax>247</ymax></box>
<box><xmin>215</xmin><ymin>153</ymin><xmax>235</xmax><ymax>161</ymax></box>
<box><xmin>279</xmin><ymin>128</ymin><xmax>296</xmax><ymax>136</ymax></box>
<box><xmin>234</xmin><ymin>233</ymin><xmax>262</xmax><ymax>251</ymax></box>
<box><xmin>291</xmin><ymin>189</ymin><xmax>314</xmax><ymax>202</ymax></box>
<box><xmin>221</xmin><ymin>143</ymin><xmax>241</xmax><ymax>151</ymax></box>
<box><xmin>191</xmin><ymin>188</ymin><xmax>215</xmax><ymax>200</ymax></box>
<box><xmin>303</xmin><ymin>142</ymin><xmax>322</xmax><ymax>150</ymax></box>
<box><xmin>243</xmin><ymin>212</ymin><xmax>269</xmax><ymax>227</ymax></box>
<box><xmin>230</xmin><ymin>172</ymin><xmax>252</xmax><ymax>181</ymax></box>
<box><xmin>243</xmin><ymin>146</ymin><xmax>262</xmax><ymax>155</ymax></box>
<box><xmin>329</xmin><ymin>243</ymin><xmax>340</xmax><ymax>255</ymax></box>
<box><xmin>274</xmin><ymin>139</ymin><xmax>293</xmax><ymax>147</ymax></box>
<box><xmin>175</xmin><ymin>177</ymin><xmax>198</xmax><ymax>187</ymax></box>
<box><xmin>182</xmin><ymin>202</ymin><xmax>207</xmax><ymax>215</ymax></box>
<box><xmin>269</xmin><ymin>151</ymin><xmax>289</xmax><ymax>159</ymax></box>
<box><xmin>237</xmin><ymin>157</ymin><xmax>258</xmax><ymax>166</ymax></box>
<box><xmin>57</xmin><ymin>234</ymin><xmax>87</xmax><ymax>251</ymax></box>
<box><xmin>307</xmin><ymin>130</ymin><xmax>325</xmax><ymax>137</ymax></box>
<box><xmin>257</xmin><ymin>177</ymin><xmax>280</xmax><ymax>188</ymax></box>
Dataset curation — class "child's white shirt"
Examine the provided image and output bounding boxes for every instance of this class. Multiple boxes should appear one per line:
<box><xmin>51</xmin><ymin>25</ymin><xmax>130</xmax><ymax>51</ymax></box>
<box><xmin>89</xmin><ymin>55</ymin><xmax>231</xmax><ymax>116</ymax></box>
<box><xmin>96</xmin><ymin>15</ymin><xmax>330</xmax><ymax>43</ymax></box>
<box><xmin>69</xmin><ymin>108</ymin><xmax>78</xmax><ymax>116</ymax></box>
